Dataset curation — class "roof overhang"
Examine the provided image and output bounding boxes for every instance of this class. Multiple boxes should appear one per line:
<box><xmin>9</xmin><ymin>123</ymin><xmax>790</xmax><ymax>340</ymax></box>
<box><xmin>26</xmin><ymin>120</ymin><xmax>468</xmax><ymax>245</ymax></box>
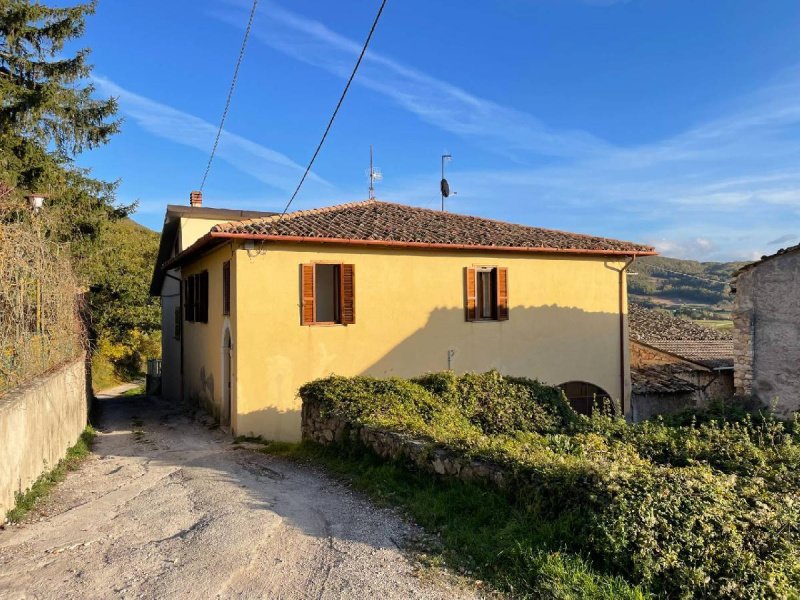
<box><xmin>149</xmin><ymin>205</ymin><xmax>277</xmax><ymax>296</ymax></box>
<box><xmin>164</xmin><ymin>231</ymin><xmax>659</xmax><ymax>271</ymax></box>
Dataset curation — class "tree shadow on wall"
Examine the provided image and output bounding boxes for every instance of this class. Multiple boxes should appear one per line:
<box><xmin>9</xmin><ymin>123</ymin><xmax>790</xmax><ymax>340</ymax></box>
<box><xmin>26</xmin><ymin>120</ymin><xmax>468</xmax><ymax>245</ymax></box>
<box><xmin>360</xmin><ymin>304</ymin><xmax>627</xmax><ymax>397</ymax></box>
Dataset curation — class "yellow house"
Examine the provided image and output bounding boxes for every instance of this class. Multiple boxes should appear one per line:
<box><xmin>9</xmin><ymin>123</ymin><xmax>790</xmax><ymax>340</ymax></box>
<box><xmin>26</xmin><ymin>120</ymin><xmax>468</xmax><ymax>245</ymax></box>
<box><xmin>152</xmin><ymin>197</ymin><xmax>656</xmax><ymax>441</ymax></box>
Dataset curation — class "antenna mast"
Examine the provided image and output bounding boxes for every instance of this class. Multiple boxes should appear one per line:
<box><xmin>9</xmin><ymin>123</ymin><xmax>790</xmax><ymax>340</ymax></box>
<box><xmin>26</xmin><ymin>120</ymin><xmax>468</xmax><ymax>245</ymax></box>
<box><xmin>440</xmin><ymin>154</ymin><xmax>452</xmax><ymax>211</ymax></box>
<box><xmin>367</xmin><ymin>145</ymin><xmax>382</xmax><ymax>200</ymax></box>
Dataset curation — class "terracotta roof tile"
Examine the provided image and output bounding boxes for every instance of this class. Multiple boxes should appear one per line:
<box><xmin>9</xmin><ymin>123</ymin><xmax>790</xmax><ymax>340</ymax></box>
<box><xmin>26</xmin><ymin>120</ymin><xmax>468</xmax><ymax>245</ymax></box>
<box><xmin>632</xmin><ymin>364</ymin><xmax>701</xmax><ymax>395</ymax></box>
<box><xmin>629</xmin><ymin>303</ymin><xmax>734</xmax><ymax>368</ymax></box>
<box><xmin>212</xmin><ymin>200</ymin><xmax>655</xmax><ymax>254</ymax></box>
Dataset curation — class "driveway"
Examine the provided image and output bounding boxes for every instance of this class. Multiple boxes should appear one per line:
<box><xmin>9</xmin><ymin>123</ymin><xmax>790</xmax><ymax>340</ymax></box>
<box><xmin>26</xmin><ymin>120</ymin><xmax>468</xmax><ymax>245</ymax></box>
<box><xmin>0</xmin><ymin>392</ymin><xmax>475</xmax><ymax>599</ymax></box>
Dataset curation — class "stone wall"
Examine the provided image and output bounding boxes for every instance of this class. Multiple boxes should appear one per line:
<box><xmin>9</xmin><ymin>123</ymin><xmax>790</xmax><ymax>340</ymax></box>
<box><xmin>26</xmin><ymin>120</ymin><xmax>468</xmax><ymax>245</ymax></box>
<box><xmin>630</xmin><ymin>340</ymin><xmax>703</xmax><ymax>370</ymax></box>
<box><xmin>733</xmin><ymin>251</ymin><xmax>800</xmax><ymax>416</ymax></box>
<box><xmin>302</xmin><ymin>399</ymin><xmax>510</xmax><ymax>489</ymax></box>
<box><xmin>0</xmin><ymin>357</ymin><xmax>88</xmax><ymax>516</ymax></box>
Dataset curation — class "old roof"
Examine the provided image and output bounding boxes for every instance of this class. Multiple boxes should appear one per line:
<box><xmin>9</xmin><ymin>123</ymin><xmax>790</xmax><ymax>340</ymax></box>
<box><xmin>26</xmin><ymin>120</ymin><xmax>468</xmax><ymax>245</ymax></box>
<box><xmin>629</xmin><ymin>303</ymin><xmax>734</xmax><ymax>369</ymax></box>
<box><xmin>149</xmin><ymin>204</ymin><xmax>276</xmax><ymax>296</ymax></box>
<box><xmin>649</xmin><ymin>340</ymin><xmax>734</xmax><ymax>369</ymax></box>
<box><xmin>209</xmin><ymin>200</ymin><xmax>656</xmax><ymax>255</ymax></box>
<box><xmin>735</xmin><ymin>243</ymin><xmax>800</xmax><ymax>275</ymax></box>
<box><xmin>631</xmin><ymin>364</ymin><xmax>700</xmax><ymax>395</ymax></box>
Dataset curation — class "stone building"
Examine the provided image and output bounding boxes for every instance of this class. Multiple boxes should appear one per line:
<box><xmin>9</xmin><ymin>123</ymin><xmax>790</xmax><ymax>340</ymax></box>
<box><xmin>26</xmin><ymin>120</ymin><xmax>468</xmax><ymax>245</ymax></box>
<box><xmin>628</xmin><ymin>304</ymin><xmax>734</xmax><ymax>421</ymax></box>
<box><xmin>732</xmin><ymin>244</ymin><xmax>800</xmax><ymax>417</ymax></box>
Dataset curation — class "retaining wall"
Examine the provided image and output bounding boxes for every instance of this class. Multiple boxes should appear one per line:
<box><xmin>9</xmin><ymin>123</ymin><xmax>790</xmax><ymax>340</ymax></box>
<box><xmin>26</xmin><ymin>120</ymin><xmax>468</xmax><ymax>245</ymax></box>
<box><xmin>302</xmin><ymin>399</ymin><xmax>511</xmax><ymax>489</ymax></box>
<box><xmin>0</xmin><ymin>356</ymin><xmax>88</xmax><ymax>517</ymax></box>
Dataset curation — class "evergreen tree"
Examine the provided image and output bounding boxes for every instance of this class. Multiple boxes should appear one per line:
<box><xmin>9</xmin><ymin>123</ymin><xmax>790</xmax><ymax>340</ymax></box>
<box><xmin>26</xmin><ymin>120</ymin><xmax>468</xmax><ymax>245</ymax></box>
<box><xmin>1</xmin><ymin>1</ymin><xmax>160</xmax><ymax>384</ymax></box>
<box><xmin>0</xmin><ymin>0</ymin><xmax>119</xmax><ymax>190</ymax></box>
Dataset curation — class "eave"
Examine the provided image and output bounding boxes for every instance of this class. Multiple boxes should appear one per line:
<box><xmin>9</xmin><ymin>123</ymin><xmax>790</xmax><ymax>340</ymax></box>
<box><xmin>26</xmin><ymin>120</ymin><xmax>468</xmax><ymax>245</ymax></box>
<box><xmin>163</xmin><ymin>231</ymin><xmax>659</xmax><ymax>271</ymax></box>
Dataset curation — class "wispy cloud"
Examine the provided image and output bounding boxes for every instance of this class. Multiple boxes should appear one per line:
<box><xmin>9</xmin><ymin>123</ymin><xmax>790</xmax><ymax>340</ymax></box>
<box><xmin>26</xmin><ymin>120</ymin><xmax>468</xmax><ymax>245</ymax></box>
<box><xmin>93</xmin><ymin>75</ymin><xmax>330</xmax><ymax>194</ymax></box>
<box><xmin>213</xmin><ymin>1</ymin><xmax>611</xmax><ymax>160</ymax></box>
<box><xmin>768</xmin><ymin>233</ymin><xmax>798</xmax><ymax>246</ymax></box>
<box><xmin>212</xmin><ymin>2</ymin><xmax>800</xmax><ymax>261</ymax></box>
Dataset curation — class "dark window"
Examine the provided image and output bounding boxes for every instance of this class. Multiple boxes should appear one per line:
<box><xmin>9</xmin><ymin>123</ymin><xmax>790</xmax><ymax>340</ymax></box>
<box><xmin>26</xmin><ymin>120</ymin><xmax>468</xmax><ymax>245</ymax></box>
<box><xmin>559</xmin><ymin>381</ymin><xmax>612</xmax><ymax>416</ymax></box>
<box><xmin>174</xmin><ymin>306</ymin><xmax>182</xmax><ymax>340</ymax></box>
<box><xmin>477</xmin><ymin>269</ymin><xmax>497</xmax><ymax>319</ymax></box>
<box><xmin>222</xmin><ymin>261</ymin><xmax>231</xmax><ymax>316</ymax></box>
<box><xmin>465</xmin><ymin>267</ymin><xmax>509</xmax><ymax>321</ymax></box>
<box><xmin>301</xmin><ymin>263</ymin><xmax>355</xmax><ymax>326</ymax></box>
<box><xmin>185</xmin><ymin>277</ymin><xmax>195</xmax><ymax>322</ymax></box>
<box><xmin>315</xmin><ymin>264</ymin><xmax>340</xmax><ymax>323</ymax></box>
<box><xmin>184</xmin><ymin>271</ymin><xmax>209</xmax><ymax>324</ymax></box>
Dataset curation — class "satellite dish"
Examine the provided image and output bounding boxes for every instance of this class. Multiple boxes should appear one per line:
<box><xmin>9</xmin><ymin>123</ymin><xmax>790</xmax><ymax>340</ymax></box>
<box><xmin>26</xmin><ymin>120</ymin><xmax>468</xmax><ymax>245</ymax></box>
<box><xmin>440</xmin><ymin>178</ymin><xmax>450</xmax><ymax>198</ymax></box>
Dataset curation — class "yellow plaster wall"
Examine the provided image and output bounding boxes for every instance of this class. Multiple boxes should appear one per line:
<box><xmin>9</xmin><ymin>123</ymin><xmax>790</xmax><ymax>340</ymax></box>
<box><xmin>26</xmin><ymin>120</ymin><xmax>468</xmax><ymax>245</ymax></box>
<box><xmin>182</xmin><ymin>244</ymin><xmax>235</xmax><ymax>418</ymax></box>
<box><xmin>179</xmin><ymin>216</ymin><xmax>229</xmax><ymax>251</ymax></box>
<box><xmin>232</xmin><ymin>242</ymin><xmax>630</xmax><ymax>441</ymax></box>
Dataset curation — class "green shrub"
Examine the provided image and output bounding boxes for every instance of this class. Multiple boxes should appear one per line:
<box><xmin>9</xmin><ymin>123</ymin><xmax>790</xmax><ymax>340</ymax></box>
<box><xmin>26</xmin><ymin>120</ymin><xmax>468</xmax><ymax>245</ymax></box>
<box><xmin>299</xmin><ymin>372</ymin><xmax>800</xmax><ymax>598</ymax></box>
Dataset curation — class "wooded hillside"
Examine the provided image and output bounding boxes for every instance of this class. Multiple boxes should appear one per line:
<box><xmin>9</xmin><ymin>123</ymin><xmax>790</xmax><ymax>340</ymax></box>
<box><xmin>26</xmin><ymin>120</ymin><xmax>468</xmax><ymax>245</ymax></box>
<box><xmin>628</xmin><ymin>255</ymin><xmax>748</xmax><ymax>321</ymax></box>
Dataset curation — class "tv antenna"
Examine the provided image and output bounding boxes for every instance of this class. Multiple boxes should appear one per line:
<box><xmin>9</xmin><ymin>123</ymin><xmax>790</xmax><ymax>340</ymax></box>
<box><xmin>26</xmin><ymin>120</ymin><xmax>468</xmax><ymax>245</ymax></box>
<box><xmin>366</xmin><ymin>145</ymin><xmax>383</xmax><ymax>200</ymax></box>
<box><xmin>441</xmin><ymin>153</ymin><xmax>455</xmax><ymax>211</ymax></box>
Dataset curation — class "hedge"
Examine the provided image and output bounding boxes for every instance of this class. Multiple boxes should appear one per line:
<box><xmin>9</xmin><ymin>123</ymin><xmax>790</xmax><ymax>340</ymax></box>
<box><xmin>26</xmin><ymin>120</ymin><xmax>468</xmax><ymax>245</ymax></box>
<box><xmin>299</xmin><ymin>371</ymin><xmax>800</xmax><ymax>599</ymax></box>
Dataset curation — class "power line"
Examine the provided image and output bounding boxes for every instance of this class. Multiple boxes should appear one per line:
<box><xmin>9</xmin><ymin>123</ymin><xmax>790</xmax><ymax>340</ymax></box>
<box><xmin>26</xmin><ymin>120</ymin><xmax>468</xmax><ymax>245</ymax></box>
<box><xmin>277</xmin><ymin>0</ymin><xmax>389</xmax><ymax>220</ymax></box>
<box><xmin>199</xmin><ymin>0</ymin><xmax>259</xmax><ymax>191</ymax></box>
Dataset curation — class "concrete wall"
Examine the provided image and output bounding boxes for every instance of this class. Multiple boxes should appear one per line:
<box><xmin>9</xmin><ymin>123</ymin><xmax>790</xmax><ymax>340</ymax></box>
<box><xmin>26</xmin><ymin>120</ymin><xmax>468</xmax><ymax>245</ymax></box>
<box><xmin>733</xmin><ymin>251</ymin><xmax>800</xmax><ymax>417</ymax></box>
<box><xmin>212</xmin><ymin>241</ymin><xmax>629</xmax><ymax>442</ymax></box>
<box><xmin>0</xmin><ymin>357</ymin><xmax>88</xmax><ymax>516</ymax></box>
<box><xmin>160</xmin><ymin>269</ymin><xmax>182</xmax><ymax>402</ymax></box>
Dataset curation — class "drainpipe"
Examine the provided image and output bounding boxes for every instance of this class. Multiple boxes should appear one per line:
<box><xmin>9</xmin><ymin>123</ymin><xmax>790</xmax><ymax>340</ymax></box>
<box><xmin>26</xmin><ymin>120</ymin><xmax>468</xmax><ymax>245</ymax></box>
<box><xmin>619</xmin><ymin>256</ymin><xmax>636</xmax><ymax>415</ymax></box>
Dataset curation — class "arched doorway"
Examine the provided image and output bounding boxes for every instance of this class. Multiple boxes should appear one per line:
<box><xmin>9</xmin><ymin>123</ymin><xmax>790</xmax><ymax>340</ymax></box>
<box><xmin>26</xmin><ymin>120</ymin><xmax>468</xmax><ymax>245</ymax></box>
<box><xmin>221</xmin><ymin>328</ymin><xmax>232</xmax><ymax>429</ymax></box>
<box><xmin>559</xmin><ymin>381</ymin><xmax>612</xmax><ymax>416</ymax></box>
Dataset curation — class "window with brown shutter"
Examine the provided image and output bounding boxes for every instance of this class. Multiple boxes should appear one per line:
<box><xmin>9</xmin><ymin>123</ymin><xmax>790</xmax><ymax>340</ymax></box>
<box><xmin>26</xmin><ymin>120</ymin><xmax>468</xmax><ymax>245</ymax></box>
<box><xmin>184</xmin><ymin>277</ymin><xmax>195</xmax><ymax>322</ymax></box>
<box><xmin>301</xmin><ymin>263</ymin><xmax>355</xmax><ymax>325</ymax></box>
<box><xmin>465</xmin><ymin>266</ymin><xmax>508</xmax><ymax>322</ymax></box>
<box><xmin>222</xmin><ymin>261</ymin><xmax>231</xmax><ymax>316</ymax></box>
<box><xmin>183</xmin><ymin>271</ymin><xmax>209</xmax><ymax>323</ymax></box>
<box><xmin>198</xmin><ymin>271</ymin><xmax>209</xmax><ymax>323</ymax></box>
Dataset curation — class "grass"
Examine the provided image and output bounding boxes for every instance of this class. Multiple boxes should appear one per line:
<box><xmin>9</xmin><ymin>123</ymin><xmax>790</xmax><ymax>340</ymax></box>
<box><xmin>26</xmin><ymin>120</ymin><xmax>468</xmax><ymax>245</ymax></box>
<box><xmin>121</xmin><ymin>384</ymin><xmax>145</xmax><ymax>397</ymax></box>
<box><xmin>260</xmin><ymin>440</ymin><xmax>649</xmax><ymax>600</ymax></box>
<box><xmin>5</xmin><ymin>426</ymin><xmax>96</xmax><ymax>523</ymax></box>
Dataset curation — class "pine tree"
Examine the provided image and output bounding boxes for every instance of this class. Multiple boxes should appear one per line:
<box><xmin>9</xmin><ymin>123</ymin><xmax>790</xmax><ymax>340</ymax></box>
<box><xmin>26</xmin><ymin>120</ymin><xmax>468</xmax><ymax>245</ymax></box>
<box><xmin>0</xmin><ymin>0</ymin><xmax>120</xmax><ymax>190</ymax></box>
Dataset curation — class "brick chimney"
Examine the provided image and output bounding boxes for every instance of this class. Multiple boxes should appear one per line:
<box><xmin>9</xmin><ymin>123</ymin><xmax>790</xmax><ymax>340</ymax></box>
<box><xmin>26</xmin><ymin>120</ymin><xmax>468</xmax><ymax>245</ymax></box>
<box><xmin>189</xmin><ymin>190</ymin><xmax>203</xmax><ymax>207</ymax></box>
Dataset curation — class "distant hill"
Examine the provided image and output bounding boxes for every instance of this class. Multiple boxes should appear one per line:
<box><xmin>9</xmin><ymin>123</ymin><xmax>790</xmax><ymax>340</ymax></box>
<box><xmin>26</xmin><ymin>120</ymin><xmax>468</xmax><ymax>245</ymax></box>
<box><xmin>627</xmin><ymin>256</ymin><xmax>749</xmax><ymax>324</ymax></box>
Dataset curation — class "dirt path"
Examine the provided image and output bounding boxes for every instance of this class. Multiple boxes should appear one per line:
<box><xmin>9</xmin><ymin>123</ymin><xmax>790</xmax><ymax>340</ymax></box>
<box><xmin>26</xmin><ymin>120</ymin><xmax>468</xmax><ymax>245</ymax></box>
<box><xmin>0</xmin><ymin>393</ymin><xmax>475</xmax><ymax>599</ymax></box>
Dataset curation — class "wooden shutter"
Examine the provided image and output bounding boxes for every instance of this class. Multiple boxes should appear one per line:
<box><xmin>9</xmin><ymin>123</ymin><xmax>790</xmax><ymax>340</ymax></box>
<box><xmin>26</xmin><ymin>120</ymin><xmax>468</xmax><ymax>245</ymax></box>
<box><xmin>496</xmin><ymin>267</ymin><xmax>509</xmax><ymax>321</ymax></box>
<box><xmin>199</xmin><ymin>271</ymin><xmax>209</xmax><ymax>323</ymax></box>
<box><xmin>341</xmin><ymin>264</ymin><xmax>355</xmax><ymax>325</ymax></box>
<box><xmin>185</xmin><ymin>277</ymin><xmax>195</xmax><ymax>322</ymax></box>
<box><xmin>222</xmin><ymin>261</ymin><xmax>231</xmax><ymax>316</ymax></box>
<box><xmin>301</xmin><ymin>264</ymin><xmax>315</xmax><ymax>325</ymax></box>
<box><xmin>464</xmin><ymin>267</ymin><xmax>477</xmax><ymax>321</ymax></box>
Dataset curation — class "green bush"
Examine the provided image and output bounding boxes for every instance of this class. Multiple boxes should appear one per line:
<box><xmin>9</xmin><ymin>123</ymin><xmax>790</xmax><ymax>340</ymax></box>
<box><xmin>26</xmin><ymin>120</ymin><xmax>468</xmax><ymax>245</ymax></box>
<box><xmin>300</xmin><ymin>371</ymin><xmax>800</xmax><ymax>599</ymax></box>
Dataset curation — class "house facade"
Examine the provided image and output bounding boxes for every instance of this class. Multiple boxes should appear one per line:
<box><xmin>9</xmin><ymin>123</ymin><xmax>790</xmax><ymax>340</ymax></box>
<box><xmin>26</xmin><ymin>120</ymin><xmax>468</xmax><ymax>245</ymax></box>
<box><xmin>153</xmin><ymin>198</ymin><xmax>656</xmax><ymax>441</ymax></box>
<box><xmin>732</xmin><ymin>244</ymin><xmax>800</xmax><ymax>417</ymax></box>
<box><xmin>148</xmin><ymin>194</ymin><xmax>274</xmax><ymax>403</ymax></box>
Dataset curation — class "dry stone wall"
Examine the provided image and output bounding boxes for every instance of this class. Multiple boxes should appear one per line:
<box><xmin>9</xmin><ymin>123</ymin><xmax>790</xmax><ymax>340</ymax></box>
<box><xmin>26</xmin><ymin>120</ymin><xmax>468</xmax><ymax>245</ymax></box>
<box><xmin>302</xmin><ymin>398</ymin><xmax>510</xmax><ymax>489</ymax></box>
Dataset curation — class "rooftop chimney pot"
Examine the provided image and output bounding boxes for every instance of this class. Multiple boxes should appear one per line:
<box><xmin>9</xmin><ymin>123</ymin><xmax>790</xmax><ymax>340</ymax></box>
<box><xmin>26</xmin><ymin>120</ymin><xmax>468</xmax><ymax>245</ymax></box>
<box><xmin>190</xmin><ymin>190</ymin><xmax>202</xmax><ymax>207</ymax></box>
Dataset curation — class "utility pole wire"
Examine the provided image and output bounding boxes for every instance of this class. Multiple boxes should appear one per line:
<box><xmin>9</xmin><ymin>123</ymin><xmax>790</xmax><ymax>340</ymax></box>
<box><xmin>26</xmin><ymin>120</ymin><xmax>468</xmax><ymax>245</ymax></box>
<box><xmin>277</xmin><ymin>0</ymin><xmax>389</xmax><ymax>221</ymax></box>
<box><xmin>199</xmin><ymin>0</ymin><xmax>259</xmax><ymax>191</ymax></box>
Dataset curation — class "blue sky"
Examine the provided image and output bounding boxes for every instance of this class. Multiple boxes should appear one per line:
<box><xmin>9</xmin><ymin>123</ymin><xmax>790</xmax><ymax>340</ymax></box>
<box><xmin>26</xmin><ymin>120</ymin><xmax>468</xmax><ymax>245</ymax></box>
<box><xmin>78</xmin><ymin>0</ymin><xmax>800</xmax><ymax>261</ymax></box>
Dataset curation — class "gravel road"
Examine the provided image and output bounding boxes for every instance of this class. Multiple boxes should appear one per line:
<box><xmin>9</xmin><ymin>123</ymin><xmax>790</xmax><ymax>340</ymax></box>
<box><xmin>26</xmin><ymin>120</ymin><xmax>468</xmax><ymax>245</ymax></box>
<box><xmin>0</xmin><ymin>390</ymin><xmax>476</xmax><ymax>600</ymax></box>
